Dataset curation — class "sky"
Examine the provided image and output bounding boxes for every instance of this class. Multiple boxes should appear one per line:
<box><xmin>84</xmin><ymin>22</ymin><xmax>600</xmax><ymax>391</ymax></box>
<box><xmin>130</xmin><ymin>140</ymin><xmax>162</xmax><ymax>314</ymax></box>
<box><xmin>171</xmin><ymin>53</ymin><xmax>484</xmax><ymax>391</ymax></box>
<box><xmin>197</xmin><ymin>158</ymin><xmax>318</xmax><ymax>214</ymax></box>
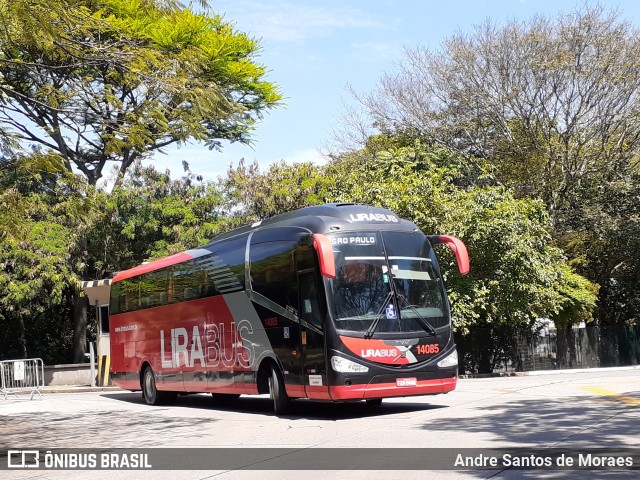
<box><xmin>145</xmin><ymin>0</ymin><xmax>640</xmax><ymax>182</ymax></box>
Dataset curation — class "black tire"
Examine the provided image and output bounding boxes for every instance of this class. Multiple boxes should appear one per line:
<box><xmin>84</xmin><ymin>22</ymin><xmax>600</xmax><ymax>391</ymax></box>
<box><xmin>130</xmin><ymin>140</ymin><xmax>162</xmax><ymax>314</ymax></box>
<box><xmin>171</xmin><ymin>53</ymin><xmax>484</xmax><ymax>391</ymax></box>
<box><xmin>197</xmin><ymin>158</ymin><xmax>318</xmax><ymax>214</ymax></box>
<box><xmin>268</xmin><ymin>366</ymin><xmax>290</xmax><ymax>414</ymax></box>
<box><xmin>365</xmin><ymin>398</ymin><xmax>383</xmax><ymax>408</ymax></box>
<box><xmin>142</xmin><ymin>366</ymin><xmax>176</xmax><ymax>405</ymax></box>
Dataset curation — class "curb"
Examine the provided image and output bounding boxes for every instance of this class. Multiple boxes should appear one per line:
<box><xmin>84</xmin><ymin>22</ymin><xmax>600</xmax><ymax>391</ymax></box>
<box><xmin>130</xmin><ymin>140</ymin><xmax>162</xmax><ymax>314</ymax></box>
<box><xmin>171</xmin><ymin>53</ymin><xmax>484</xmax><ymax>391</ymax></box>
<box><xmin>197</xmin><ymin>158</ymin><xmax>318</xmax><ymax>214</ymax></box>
<box><xmin>39</xmin><ymin>365</ymin><xmax>640</xmax><ymax>391</ymax></box>
<box><xmin>459</xmin><ymin>364</ymin><xmax>640</xmax><ymax>379</ymax></box>
<box><xmin>40</xmin><ymin>386</ymin><xmax>123</xmax><ymax>394</ymax></box>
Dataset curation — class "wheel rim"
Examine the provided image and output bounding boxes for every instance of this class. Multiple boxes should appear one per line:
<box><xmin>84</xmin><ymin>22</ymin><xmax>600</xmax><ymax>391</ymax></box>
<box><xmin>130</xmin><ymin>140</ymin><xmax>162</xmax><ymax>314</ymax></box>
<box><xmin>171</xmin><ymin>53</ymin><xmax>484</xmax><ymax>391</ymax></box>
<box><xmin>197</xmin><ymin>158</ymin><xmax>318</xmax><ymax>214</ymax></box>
<box><xmin>145</xmin><ymin>370</ymin><xmax>155</xmax><ymax>399</ymax></box>
<box><xmin>268</xmin><ymin>372</ymin><xmax>276</xmax><ymax>402</ymax></box>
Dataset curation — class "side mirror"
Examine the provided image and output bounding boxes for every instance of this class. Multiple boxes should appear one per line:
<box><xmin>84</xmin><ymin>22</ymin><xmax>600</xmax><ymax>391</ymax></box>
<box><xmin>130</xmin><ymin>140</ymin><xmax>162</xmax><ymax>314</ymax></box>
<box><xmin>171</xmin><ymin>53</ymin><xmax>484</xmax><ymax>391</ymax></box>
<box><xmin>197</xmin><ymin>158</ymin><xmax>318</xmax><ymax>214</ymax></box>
<box><xmin>429</xmin><ymin>235</ymin><xmax>470</xmax><ymax>275</ymax></box>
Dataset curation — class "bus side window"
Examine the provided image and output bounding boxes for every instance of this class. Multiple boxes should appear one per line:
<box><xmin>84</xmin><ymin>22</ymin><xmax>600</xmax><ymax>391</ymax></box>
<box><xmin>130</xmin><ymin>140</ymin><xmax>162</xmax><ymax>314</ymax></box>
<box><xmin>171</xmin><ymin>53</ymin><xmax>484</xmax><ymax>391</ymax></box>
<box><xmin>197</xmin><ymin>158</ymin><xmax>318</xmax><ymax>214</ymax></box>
<box><xmin>110</xmin><ymin>282</ymin><xmax>121</xmax><ymax>316</ymax></box>
<box><xmin>121</xmin><ymin>278</ymin><xmax>139</xmax><ymax>312</ymax></box>
<box><xmin>167</xmin><ymin>275</ymin><xmax>174</xmax><ymax>303</ymax></box>
<box><xmin>212</xmin><ymin>236</ymin><xmax>248</xmax><ymax>291</ymax></box>
<box><xmin>249</xmin><ymin>240</ymin><xmax>297</xmax><ymax>310</ymax></box>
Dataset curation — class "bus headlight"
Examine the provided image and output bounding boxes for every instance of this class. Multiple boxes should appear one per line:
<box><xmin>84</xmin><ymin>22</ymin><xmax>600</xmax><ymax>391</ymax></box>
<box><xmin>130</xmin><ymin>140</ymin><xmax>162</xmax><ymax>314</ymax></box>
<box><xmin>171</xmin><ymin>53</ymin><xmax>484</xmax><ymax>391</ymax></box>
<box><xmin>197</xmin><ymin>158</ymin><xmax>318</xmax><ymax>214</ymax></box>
<box><xmin>437</xmin><ymin>350</ymin><xmax>458</xmax><ymax>368</ymax></box>
<box><xmin>331</xmin><ymin>356</ymin><xmax>369</xmax><ymax>373</ymax></box>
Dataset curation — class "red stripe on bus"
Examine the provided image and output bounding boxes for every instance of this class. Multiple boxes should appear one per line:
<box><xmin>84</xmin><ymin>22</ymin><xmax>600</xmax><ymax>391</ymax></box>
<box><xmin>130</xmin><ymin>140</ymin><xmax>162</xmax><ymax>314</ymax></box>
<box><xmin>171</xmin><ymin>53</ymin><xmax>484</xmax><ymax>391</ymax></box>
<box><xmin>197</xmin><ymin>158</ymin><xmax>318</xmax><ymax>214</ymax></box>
<box><xmin>285</xmin><ymin>385</ymin><xmax>306</xmax><ymax>398</ymax></box>
<box><xmin>329</xmin><ymin>378</ymin><xmax>457</xmax><ymax>400</ymax></box>
<box><xmin>231</xmin><ymin>384</ymin><xmax>259</xmax><ymax>395</ymax></box>
<box><xmin>305</xmin><ymin>385</ymin><xmax>332</xmax><ymax>400</ymax></box>
<box><xmin>112</xmin><ymin>252</ymin><xmax>194</xmax><ymax>282</ymax></box>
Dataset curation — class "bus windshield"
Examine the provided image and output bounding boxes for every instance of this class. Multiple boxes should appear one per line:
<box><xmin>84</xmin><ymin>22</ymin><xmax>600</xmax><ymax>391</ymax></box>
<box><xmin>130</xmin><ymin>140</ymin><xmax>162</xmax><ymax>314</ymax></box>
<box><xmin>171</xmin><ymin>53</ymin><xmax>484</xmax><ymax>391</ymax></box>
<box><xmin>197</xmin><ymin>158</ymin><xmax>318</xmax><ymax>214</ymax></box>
<box><xmin>328</xmin><ymin>231</ymin><xmax>448</xmax><ymax>336</ymax></box>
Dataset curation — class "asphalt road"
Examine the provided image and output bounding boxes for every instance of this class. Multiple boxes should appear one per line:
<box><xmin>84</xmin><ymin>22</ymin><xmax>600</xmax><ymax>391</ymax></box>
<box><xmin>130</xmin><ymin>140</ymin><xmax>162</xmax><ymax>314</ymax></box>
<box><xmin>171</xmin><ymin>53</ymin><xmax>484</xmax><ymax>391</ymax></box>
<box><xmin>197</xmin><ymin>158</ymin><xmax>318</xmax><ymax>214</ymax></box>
<box><xmin>1</xmin><ymin>368</ymin><xmax>639</xmax><ymax>479</ymax></box>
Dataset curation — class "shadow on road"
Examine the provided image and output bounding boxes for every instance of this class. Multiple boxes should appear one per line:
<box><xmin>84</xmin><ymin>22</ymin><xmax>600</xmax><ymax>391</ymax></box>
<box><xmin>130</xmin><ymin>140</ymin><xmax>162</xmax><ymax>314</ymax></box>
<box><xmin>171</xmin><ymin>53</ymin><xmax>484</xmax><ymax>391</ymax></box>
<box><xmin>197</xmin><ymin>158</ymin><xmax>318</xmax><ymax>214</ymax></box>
<box><xmin>0</xmin><ymin>409</ymin><xmax>215</xmax><ymax>449</ymax></box>
<box><xmin>101</xmin><ymin>391</ymin><xmax>447</xmax><ymax>420</ymax></box>
<box><xmin>416</xmin><ymin>393</ymin><xmax>640</xmax><ymax>479</ymax></box>
<box><xmin>419</xmin><ymin>394</ymin><xmax>639</xmax><ymax>446</ymax></box>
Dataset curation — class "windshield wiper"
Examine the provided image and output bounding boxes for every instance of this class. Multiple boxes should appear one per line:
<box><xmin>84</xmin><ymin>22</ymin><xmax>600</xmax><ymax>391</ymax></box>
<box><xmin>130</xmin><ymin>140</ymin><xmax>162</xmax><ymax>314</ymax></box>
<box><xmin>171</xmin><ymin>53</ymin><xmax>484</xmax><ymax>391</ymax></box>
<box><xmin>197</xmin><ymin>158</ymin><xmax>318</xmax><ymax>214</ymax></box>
<box><xmin>395</xmin><ymin>293</ymin><xmax>437</xmax><ymax>336</ymax></box>
<box><xmin>364</xmin><ymin>290</ymin><xmax>394</xmax><ymax>339</ymax></box>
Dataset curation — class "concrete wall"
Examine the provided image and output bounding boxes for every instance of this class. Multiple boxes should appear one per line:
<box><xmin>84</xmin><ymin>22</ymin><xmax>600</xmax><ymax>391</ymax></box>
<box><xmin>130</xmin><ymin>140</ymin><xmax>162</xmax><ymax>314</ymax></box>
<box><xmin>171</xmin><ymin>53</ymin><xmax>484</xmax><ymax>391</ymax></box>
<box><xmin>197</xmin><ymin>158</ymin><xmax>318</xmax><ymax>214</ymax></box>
<box><xmin>44</xmin><ymin>364</ymin><xmax>93</xmax><ymax>386</ymax></box>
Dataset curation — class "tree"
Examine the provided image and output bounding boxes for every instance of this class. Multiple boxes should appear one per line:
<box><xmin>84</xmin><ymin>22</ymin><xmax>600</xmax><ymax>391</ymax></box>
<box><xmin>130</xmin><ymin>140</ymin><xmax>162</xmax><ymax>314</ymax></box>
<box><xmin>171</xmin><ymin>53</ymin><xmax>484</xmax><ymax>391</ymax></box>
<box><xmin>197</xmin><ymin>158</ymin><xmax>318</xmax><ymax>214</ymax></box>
<box><xmin>329</xmin><ymin>143</ymin><xmax>599</xmax><ymax>372</ymax></box>
<box><xmin>0</xmin><ymin>0</ymin><xmax>281</xmax><ymax>185</ymax></box>
<box><xmin>220</xmin><ymin>159</ymin><xmax>332</xmax><ymax>222</ymax></box>
<box><xmin>347</xmin><ymin>5</ymin><xmax>640</xmax><ymax>218</ymax></box>
<box><xmin>344</xmin><ymin>4</ymin><xmax>640</xmax><ymax>330</ymax></box>
<box><xmin>0</xmin><ymin>154</ymin><xmax>93</xmax><ymax>362</ymax></box>
<box><xmin>560</xmin><ymin>172</ymin><xmax>640</xmax><ymax>327</ymax></box>
<box><xmin>0</xmin><ymin>156</ymin><xmax>233</xmax><ymax>362</ymax></box>
<box><xmin>86</xmin><ymin>161</ymin><xmax>229</xmax><ymax>279</ymax></box>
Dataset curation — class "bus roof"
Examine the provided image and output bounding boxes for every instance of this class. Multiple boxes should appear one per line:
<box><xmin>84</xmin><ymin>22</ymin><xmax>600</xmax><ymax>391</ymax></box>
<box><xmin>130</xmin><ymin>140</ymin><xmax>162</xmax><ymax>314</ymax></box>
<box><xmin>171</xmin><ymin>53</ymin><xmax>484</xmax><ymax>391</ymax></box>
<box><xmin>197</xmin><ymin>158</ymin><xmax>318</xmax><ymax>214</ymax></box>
<box><xmin>112</xmin><ymin>204</ymin><xmax>420</xmax><ymax>282</ymax></box>
<box><xmin>211</xmin><ymin>203</ymin><xmax>419</xmax><ymax>242</ymax></box>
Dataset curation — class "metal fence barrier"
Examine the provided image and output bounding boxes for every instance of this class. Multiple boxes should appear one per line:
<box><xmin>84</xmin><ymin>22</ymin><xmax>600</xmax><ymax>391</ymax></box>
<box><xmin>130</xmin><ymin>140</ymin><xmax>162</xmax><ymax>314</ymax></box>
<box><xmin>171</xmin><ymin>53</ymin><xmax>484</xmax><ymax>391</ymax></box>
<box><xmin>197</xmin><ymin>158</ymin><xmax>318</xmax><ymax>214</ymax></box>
<box><xmin>0</xmin><ymin>358</ymin><xmax>44</xmax><ymax>400</ymax></box>
<box><xmin>456</xmin><ymin>324</ymin><xmax>640</xmax><ymax>374</ymax></box>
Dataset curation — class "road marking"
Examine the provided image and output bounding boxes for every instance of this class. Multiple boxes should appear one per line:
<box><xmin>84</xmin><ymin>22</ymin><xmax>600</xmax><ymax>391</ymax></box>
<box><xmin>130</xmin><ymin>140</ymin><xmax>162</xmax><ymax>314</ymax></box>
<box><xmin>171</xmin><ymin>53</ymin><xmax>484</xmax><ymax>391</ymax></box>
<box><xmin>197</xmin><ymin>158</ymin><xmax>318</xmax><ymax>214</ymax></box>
<box><xmin>493</xmin><ymin>388</ymin><xmax>520</xmax><ymax>394</ymax></box>
<box><xmin>582</xmin><ymin>386</ymin><xmax>640</xmax><ymax>406</ymax></box>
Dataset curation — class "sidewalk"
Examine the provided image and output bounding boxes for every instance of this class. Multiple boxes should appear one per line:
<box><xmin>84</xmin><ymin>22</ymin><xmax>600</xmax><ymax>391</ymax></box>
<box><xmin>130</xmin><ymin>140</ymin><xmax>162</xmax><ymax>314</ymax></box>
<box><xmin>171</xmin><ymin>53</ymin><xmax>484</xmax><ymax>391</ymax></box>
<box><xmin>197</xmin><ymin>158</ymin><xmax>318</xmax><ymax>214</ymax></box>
<box><xmin>40</xmin><ymin>385</ymin><xmax>122</xmax><ymax>394</ymax></box>
<box><xmin>458</xmin><ymin>364</ymin><xmax>640</xmax><ymax>379</ymax></box>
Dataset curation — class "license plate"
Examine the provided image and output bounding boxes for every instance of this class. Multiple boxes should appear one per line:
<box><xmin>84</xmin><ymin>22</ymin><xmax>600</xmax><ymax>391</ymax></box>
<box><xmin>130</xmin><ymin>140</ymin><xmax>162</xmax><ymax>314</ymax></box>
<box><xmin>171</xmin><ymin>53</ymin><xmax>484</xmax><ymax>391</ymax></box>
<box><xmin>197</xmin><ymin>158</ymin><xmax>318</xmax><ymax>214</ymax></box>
<box><xmin>396</xmin><ymin>377</ymin><xmax>417</xmax><ymax>387</ymax></box>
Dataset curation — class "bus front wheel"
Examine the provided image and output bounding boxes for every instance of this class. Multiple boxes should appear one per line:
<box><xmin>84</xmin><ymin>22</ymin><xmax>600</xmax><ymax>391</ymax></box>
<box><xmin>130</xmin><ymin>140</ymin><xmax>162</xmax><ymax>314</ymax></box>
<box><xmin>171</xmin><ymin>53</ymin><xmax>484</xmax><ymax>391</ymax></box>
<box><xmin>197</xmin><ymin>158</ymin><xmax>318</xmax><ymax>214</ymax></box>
<box><xmin>142</xmin><ymin>366</ymin><xmax>175</xmax><ymax>406</ymax></box>
<box><xmin>268</xmin><ymin>366</ymin><xmax>289</xmax><ymax>414</ymax></box>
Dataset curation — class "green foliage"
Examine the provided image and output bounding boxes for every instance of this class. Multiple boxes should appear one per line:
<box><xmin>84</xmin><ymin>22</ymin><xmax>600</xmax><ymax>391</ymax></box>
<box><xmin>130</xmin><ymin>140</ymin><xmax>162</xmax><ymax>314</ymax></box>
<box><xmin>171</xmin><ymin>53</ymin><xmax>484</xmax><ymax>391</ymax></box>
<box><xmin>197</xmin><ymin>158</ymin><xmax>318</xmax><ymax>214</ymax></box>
<box><xmin>347</xmin><ymin>4</ymin><xmax>640</xmax><ymax>330</ymax></box>
<box><xmin>0</xmin><ymin>156</ymin><xmax>93</xmax><ymax>361</ymax></box>
<box><xmin>0</xmin><ymin>0</ymin><xmax>281</xmax><ymax>185</ymax></box>
<box><xmin>326</xmin><ymin>143</ymin><xmax>598</xmax><ymax>334</ymax></box>
<box><xmin>1</xmin><ymin>2</ymin><xmax>618</xmax><ymax>369</ymax></box>
<box><xmin>0</xmin><ymin>140</ymin><xmax>601</xmax><ymax>367</ymax></box>
<box><xmin>221</xmin><ymin>159</ymin><xmax>332</xmax><ymax>222</ymax></box>
<box><xmin>558</xmin><ymin>174</ymin><xmax>640</xmax><ymax>326</ymax></box>
<box><xmin>86</xmin><ymin>162</ymin><xmax>228</xmax><ymax>278</ymax></box>
<box><xmin>0</xmin><ymin>155</ymin><xmax>232</xmax><ymax>361</ymax></box>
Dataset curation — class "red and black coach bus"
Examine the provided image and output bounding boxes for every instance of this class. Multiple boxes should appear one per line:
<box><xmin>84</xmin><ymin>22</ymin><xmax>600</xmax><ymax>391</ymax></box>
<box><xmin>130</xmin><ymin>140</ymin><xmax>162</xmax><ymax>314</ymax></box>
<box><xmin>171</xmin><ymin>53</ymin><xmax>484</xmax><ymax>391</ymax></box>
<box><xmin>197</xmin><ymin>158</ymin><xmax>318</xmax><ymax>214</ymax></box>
<box><xmin>109</xmin><ymin>203</ymin><xmax>469</xmax><ymax>413</ymax></box>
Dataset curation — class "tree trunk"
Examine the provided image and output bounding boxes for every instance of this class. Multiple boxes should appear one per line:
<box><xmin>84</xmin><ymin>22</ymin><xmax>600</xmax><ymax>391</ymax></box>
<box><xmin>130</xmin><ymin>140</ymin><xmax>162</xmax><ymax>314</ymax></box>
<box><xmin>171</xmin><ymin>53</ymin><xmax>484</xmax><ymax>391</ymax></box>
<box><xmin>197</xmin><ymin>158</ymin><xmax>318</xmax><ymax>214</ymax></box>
<box><xmin>477</xmin><ymin>328</ymin><xmax>493</xmax><ymax>374</ymax></box>
<box><xmin>556</xmin><ymin>326</ymin><xmax>568</xmax><ymax>368</ymax></box>
<box><xmin>72</xmin><ymin>294</ymin><xmax>89</xmax><ymax>363</ymax></box>
<box><xmin>17</xmin><ymin>314</ymin><xmax>28</xmax><ymax>359</ymax></box>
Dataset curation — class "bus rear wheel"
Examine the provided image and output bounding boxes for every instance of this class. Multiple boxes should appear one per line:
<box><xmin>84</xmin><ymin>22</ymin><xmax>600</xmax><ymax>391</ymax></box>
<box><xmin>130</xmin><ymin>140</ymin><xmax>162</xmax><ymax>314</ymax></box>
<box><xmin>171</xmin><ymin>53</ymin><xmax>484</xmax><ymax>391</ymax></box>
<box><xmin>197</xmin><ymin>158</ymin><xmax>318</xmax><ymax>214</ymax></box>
<box><xmin>142</xmin><ymin>366</ymin><xmax>175</xmax><ymax>406</ymax></box>
<box><xmin>268</xmin><ymin>366</ymin><xmax>290</xmax><ymax>415</ymax></box>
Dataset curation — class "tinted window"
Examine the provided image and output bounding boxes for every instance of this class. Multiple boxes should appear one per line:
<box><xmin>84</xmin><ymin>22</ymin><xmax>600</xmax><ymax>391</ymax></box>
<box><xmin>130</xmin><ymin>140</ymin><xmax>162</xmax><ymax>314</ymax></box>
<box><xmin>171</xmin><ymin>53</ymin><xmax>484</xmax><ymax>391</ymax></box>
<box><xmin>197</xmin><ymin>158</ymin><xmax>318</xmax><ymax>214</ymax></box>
<box><xmin>209</xmin><ymin>235</ymin><xmax>248</xmax><ymax>292</ymax></box>
<box><xmin>110</xmin><ymin>235</ymin><xmax>249</xmax><ymax>314</ymax></box>
<box><xmin>249</xmin><ymin>229</ymin><xmax>314</xmax><ymax>312</ymax></box>
<box><xmin>170</xmin><ymin>260</ymin><xmax>207</xmax><ymax>303</ymax></box>
<box><xmin>250</xmin><ymin>240</ymin><xmax>298</xmax><ymax>309</ymax></box>
<box><xmin>109</xmin><ymin>282</ymin><xmax>121</xmax><ymax>315</ymax></box>
<box><xmin>119</xmin><ymin>277</ymin><xmax>140</xmax><ymax>313</ymax></box>
<box><xmin>99</xmin><ymin>305</ymin><xmax>110</xmax><ymax>335</ymax></box>
<box><xmin>139</xmin><ymin>269</ymin><xmax>167</xmax><ymax>307</ymax></box>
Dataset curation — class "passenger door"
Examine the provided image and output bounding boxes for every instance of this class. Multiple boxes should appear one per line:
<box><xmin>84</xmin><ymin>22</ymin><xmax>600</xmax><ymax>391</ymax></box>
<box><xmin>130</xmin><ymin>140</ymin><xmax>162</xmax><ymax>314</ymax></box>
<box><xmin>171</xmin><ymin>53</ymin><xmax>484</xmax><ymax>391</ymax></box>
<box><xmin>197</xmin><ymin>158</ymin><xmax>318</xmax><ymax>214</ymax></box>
<box><xmin>298</xmin><ymin>270</ymin><xmax>329</xmax><ymax>399</ymax></box>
